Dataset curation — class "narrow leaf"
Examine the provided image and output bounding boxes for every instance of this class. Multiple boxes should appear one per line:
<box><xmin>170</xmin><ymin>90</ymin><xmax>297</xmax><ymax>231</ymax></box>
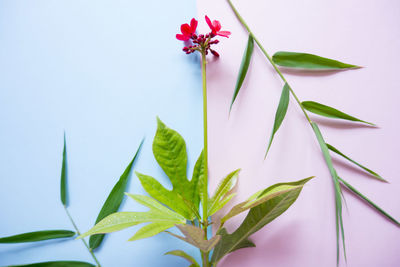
<box><xmin>0</xmin><ymin>230</ymin><xmax>75</xmax><ymax>243</ymax></box>
<box><xmin>338</xmin><ymin>177</ymin><xmax>400</xmax><ymax>225</ymax></box>
<box><xmin>302</xmin><ymin>101</ymin><xmax>375</xmax><ymax>126</ymax></box>
<box><xmin>89</xmin><ymin>139</ymin><xmax>144</xmax><ymax>250</ymax></box>
<box><xmin>311</xmin><ymin>122</ymin><xmax>346</xmax><ymax>264</ymax></box>
<box><xmin>128</xmin><ymin>222</ymin><xmax>175</xmax><ymax>241</ymax></box>
<box><xmin>208</xmin><ymin>169</ymin><xmax>240</xmax><ymax>216</ymax></box>
<box><xmin>221</xmin><ymin>177</ymin><xmax>313</xmax><ymax>224</ymax></box>
<box><xmin>60</xmin><ymin>132</ymin><xmax>67</xmax><ymax>206</ymax></box>
<box><xmin>327</xmin><ymin>143</ymin><xmax>386</xmax><ymax>182</ymax></box>
<box><xmin>212</xmin><ymin>177</ymin><xmax>311</xmax><ymax>263</ymax></box>
<box><xmin>78</xmin><ymin>211</ymin><xmax>184</xmax><ymax>239</ymax></box>
<box><xmin>191</xmin><ymin>151</ymin><xmax>204</xmax><ymax>210</ymax></box>
<box><xmin>171</xmin><ymin>224</ymin><xmax>221</xmax><ymax>252</ymax></box>
<box><xmin>9</xmin><ymin>261</ymin><xmax>95</xmax><ymax>267</ymax></box>
<box><xmin>272</xmin><ymin>51</ymin><xmax>360</xmax><ymax>70</ymax></box>
<box><xmin>265</xmin><ymin>82</ymin><xmax>290</xmax><ymax>158</ymax></box>
<box><xmin>230</xmin><ymin>34</ymin><xmax>254</xmax><ymax>110</ymax></box>
<box><xmin>165</xmin><ymin>250</ymin><xmax>199</xmax><ymax>266</ymax></box>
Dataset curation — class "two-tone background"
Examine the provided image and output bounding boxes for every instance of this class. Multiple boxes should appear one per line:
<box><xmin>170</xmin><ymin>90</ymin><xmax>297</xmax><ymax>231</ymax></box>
<box><xmin>1</xmin><ymin>0</ymin><xmax>400</xmax><ymax>266</ymax></box>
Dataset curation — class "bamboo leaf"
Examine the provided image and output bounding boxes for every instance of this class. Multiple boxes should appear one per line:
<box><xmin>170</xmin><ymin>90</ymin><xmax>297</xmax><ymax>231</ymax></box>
<box><xmin>221</xmin><ymin>177</ymin><xmax>313</xmax><ymax>224</ymax></box>
<box><xmin>128</xmin><ymin>222</ymin><xmax>175</xmax><ymax>241</ymax></box>
<box><xmin>230</xmin><ymin>34</ymin><xmax>254</xmax><ymax>110</ymax></box>
<box><xmin>265</xmin><ymin>83</ymin><xmax>290</xmax><ymax>158</ymax></box>
<box><xmin>302</xmin><ymin>101</ymin><xmax>375</xmax><ymax>126</ymax></box>
<box><xmin>9</xmin><ymin>261</ymin><xmax>95</xmax><ymax>267</ymax></box>
<box><xmin>311</xmin><ymin>122</ymin><xmax>346</xmax><ymax>264</ymax></box>
<box><xmin>208</xmin><ymin>169</ymin><xmax>240</xmax><ymax>216</ymax></box>
<box><xmin>0</xmin><ymin>230</ymin><xmax>75</xmax><ymax>243</ymax></box>
<box><xmin>272</xmin><ymin>51</ymin><xmax>360</xmax><ymax>70</ymax></box>
<box><xmin>338</xmin><ymin>177</ymin><xmax>400</xmax><ymax>226</ymax></box>
<box><xmin>89</xmin><ymin>139</ymin><xmax>144</xmax><ymax>250</ymax></box>
<box><xmin>165</xmin><ymin>250</ymin><xmax>199</xmax><ymax>266</ymax></box>
<box><xmin>60</xmin><ymin>132</ymin><xmax>68</xmax><ymax>207</ymax></box>
<box><xmin>78</xmin><ymin>211</ymin><xmax>184</xmax><ymax>239</ymax></box>
<box><xmin>211</xmin><ymin>177</ymin><xmax>311</xmax><ymax>264</ymax></box>
<box><xmin>327</xmin><ymin>144</ymin><xmax>386</xmax><ymax>182</ymax></box>
<box><xmin>169</xmin><ymin>224</ymin><xmax>221</xmax><ymax>252</ymax></box>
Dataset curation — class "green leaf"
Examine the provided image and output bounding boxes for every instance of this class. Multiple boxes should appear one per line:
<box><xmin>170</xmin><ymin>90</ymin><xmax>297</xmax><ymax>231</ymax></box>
<box><xmin>208</xmin><ymin>169</ymin><xmax>240</xmax><ymax>216</ymax></box>
<box><xmin>311</xmin><ymin>122</ymin><xmax>346</xmax><ymax>264</ymax></box>
<box><xmin>0</xmin><ymin>230</ymin><xmax>75</xmax><ymax>243</ymax></box>
<box><xmin>89</xmin><ymin>139</ymin><xmax>144</xmax><ymax>250</ymax></box>
<box><xmin>327</xmin><ymin>143</ymin><xmax>386</xmax><ymax>182</ymax></box>
<box><xmin>230</xmin><ymin>34</ymin><xmax>254</xmax><ymax>110</ymax></box>
<box><xmin>302</xmin><ymin>101</ymin><xmax>375</xmax><ymax>126</ymax></box>
<box><xmin>211</xmin><ymin>177</ymin><xmax>311</xmax><ymax>264</ymax></box>
<box><xmin>168</xmin><ymin>224</ymin><xmax>221</xmax><ymax>252</ymax></box>
<box><xmin>78</xmin><ymin>211</ymin><xmax>185</xmax><ymax>239</ymax></box>
<box><xmin>221</xmin><ymin>177</ymin><xmax>313</xmax><ymax>225</ymax></box>
<box><xmin>338</xmin><ymin>177</ymin><xmax>400</xmax><ymax>226</ymax></box>
<box><xmin>60</xmin><ymin>132</ymin><xmax>68</xmax><ymax>207</ymax></box>
<box><xmin>272</xmin><ymin>51</ymin><xmax>360</xmax><ymax>70</ymax></box>
<box><xmin>128</xmin><ymin>222</ymin><xmax>175</xmax><ymax>241</ymax></box>
<box><xmin>165</xmin><ymin>250</ymin><xmax>199</xmax><ymax>266</ymax></box>
<box><xmin>9</xmin><ymin>261</ymin><xmax>95</xmax><ymax>267</ymax></box>
<box><xmin>265</xmin><ymin>82</ymin><xmax>290</xmax><ymax>158</ymax></box>
<box><xmin>191</xmin><ymin>151</ymin><xmax>204</xmax><ymax>210</ymax></box>
<box><xmin>149</xmin><ymin>118</ymin><xmax>200</xmax><ymax>219</ymax></box>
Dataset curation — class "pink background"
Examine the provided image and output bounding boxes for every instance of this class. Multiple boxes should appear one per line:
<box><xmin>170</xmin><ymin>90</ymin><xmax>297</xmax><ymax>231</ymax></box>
<box><xmin>199</xmin><ymin>0</ymin><xmax>400</xmax><ymax>266</ymax></box>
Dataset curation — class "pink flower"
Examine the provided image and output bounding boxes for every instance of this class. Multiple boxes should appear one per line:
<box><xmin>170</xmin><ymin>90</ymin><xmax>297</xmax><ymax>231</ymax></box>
<box><xmin>176</xmin><ymin>18</ymin><xmax>198</xmax><ymax>41</ymax></box>
<box><xmin>205</xmin><ymin>16</ymin><xmax>231</xmax><ymax>38</ymax></box>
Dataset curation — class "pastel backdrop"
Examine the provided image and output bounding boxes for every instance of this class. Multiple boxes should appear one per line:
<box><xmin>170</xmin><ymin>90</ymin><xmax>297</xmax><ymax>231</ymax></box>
<box><xmin>1</xmin><ymin>0</ymin><xmax>400</xmax><ymax>267</ymax></box>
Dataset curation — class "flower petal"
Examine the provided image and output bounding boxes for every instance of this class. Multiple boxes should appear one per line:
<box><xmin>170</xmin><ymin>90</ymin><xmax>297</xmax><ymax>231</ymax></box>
<box><xmin>217</xmin><ymin>31</ymin><xmax>231</xmax><ymax>38</ymax></box>
<box><xmin>213</xmin><ymin>20</ymin><xmax>221</xmax><ymax>32</ymax></box>
<box><xmin>205</xmin><ymin>15</ymin><xmax>214</xmax><ymax>31</ymax></box>
<box><xmin>190</xmin><ymin>18</ymin><xmax>198</xmax><ymax>33</ymax></box>
<box><xmin>181</xmin><ymin>24</ymin><xmax>191</xmax><ymax>36</ymax></box>
<box><xmin>176</xmin><ymin>34</ymin><xmax>189</xmax><ymax>41</ymax></box>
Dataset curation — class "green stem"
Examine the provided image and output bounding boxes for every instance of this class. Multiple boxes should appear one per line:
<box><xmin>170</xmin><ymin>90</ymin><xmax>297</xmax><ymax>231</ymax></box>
<box><xmin>227</xmin><ymin>0</ymin><xmax>312</xmax><ymax>124</ymax></box>
<box><xmin>64</xmin><ymin>206</ymin><xmax>101</xmax><ymax>267</ymax></box>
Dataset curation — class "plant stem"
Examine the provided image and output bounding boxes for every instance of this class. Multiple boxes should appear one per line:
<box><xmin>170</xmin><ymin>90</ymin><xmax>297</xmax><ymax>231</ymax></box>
<box><xmin>64</xmin><ymin>206</ymin><xmax>101</xmax><ymax>267</ymax></box>
<box><xmin>227</xmin><ymin>0</ymin><xmax>312</xmax><ymax>124</ymax></box>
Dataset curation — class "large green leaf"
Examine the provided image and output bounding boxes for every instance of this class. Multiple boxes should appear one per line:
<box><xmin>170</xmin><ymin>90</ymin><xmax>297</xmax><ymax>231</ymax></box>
<box><xmin>211</xmin><ymin>177</ymin><xmax>311</xmax><ymax>263</ymax></box>
<box><xmin>311</xmin><ymin>122</ymin><xmax>346</xmax><ymax>264</ymax></box>
<box><xmin>230</xmin><ymin>34</ymin><xmax>254</xmax><ymax>110</ymax></box>
<box><xmin>60</xmin><ymin>133</ymin><xmax>68</xmax><ymax>207</ymax></box>
<box><xmin>338</xmin><ymin>177</ymin><xmax>399</xmax><ymax>226</ymax></box>
<box><xmin>89</xmin><ymin>139</ymin><xmax>144</xmax><ymax>250</ymax></box>
<box><xmin>327</xmin><ymin>144</ymin><xmax>386</xmax><ymax>182</ymax></box>
<box><xmin>0</xmin><ymin>230</ymin><xmax>75</xmax><ymax>243</ymax></box>
<box><xmin>221</xmin><ymin>177</ymin><xmax>313</xmax><ymax>225</ymax></box>
<box><xmin>165</xmin><ymin>250</ymin><xmax>200</xmax><ymax>266</ymax></box>
<box><xmin>168</xmin><ymin>224</ymin><xmax>221</xmax><ymax>252</ymax></box>
<box><xmin>272</xmin><ymin>51</ymin><xmax>360</xmax><ymax>70</ymax></box>
<box><xmin>9</xmin><ymin>261</ymin><xmax>95</xmax><ymax>267</ymax></box>
<box><xmin>128</xmin><ymin>222</ymin><xmax>175</xmax><ymax>241</ymax></box>
<box><xmin>302</xmin><ymin>101</ymin><xmax>375</xmax><ymax>126</ymax></box>
<box><xmin>78</xmin><ymin>211</ymin><xmax>185</xmax><ymax>239</ymax></box>
<box><xmin>265</xmin><ymin>82</ymin><xmax>290</xmax><ymax>158</ymax></box>
<box><xmin>208</xmin><ymin>169</ymin><xmax>240</xmax><ymax>216</ymax></box>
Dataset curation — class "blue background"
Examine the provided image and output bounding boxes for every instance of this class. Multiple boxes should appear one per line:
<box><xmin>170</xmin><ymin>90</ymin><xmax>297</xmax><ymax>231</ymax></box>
<box><xmin>0</xmin><ymin>1</ymin><xmax>203</xmax><ymax>266</ymax></box>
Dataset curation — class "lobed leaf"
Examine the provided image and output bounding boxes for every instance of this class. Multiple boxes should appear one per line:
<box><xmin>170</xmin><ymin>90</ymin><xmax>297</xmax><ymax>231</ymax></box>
<box><xmin>265</xmin><ymin>82</ymin><xmax>290</xmax><ymax>158</ymax></box>
<box><xmin>327</xmin><ymin>143</ymin><xmax>386</xmax><ymax>182</ymax></box>
<box><xmin>338</xmin><ymin>177</ymin><xmax>399</xmax><ymax>226</ymax></box>
<box><xmin>272</xmin><ymin>51</ymin><xmax>360</xmax><ymax>70</ymax></box>
<box><xmin>212</xmin><ymin>177</ymin><xmax>311</xmax><ymax>263</ymax></box>
<box><xmin>221</xmin><ymin>177</ymin><xmax>313</xmax><ymax>224</ymax></box>
<box><xmin>60</xmin><ymin>132</ymin><xmax>68</xmax><ymax>207</ymax></box>
<box><xmin>230</xmin><ymin>34</ymin><xmax>254</xmax><ymax>110</ymax></box>
<box><xmin>192</xmin><ymin>151</ymin><xmax>205</xmax><ymax>211</ymax></box>
<box><xmin>128</xmin><ymin>222</ymin><xmax>175</xmax><ymax>241</ymax></box>
<box><xmin>311</xmin><ymin>122</ymin><xmax>346</xmax><ymax>264</ymax></box>
<box><xmin>165</xmin><ymin>250</ymin><xmax>200</xmax><ymax>266</ymax></box>
<box><xmin>9</xmin><ymin>261</ymin><xmax>95</xmax><ymax>267</ymax></box>
<box><xmin>208</xmin><ymin>169</ymin><xmax>240</xmax><ymax>216</ymax></box>
<box><xmin>169</xmin><ymin>224</ymin><xmax>221</xmax><ymax>252</ymax></box>
<box><xmin>89</xmin><ymin>139</ymin><xmax>144</xmax><ymax>250</ymax></box>
<box><xmin>0</xmin><ymin>230</ymin><xmax>75</xmax><ymax>243</ymax></box>
<box><xmin>302</xmin><ymin>101</ymin><xmax>375</xmax><ymax>126</ymax></box>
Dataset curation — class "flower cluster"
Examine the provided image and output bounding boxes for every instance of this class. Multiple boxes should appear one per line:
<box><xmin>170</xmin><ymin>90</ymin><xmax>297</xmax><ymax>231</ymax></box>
<box><xmin>176</xmin><ymin>16</ymin><xmax>231</xmax><ymax>57</ymax></box>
